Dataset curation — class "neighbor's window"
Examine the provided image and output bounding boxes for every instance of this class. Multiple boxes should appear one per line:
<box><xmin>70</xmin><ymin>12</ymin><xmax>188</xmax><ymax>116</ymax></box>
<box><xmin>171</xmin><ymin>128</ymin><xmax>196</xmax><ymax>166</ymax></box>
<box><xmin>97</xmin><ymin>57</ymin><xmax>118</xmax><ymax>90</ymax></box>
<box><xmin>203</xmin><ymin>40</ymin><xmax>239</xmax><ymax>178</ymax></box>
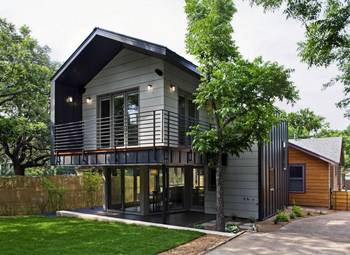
<box><xmin>208</xmin><ymin>168</ymin><xmax>216</xmax><ymax>191</ymax></box>
<box><xmin>288</xmin><ymin>164</ymin><xmax>305</xmax><ymax>192</ymax></box>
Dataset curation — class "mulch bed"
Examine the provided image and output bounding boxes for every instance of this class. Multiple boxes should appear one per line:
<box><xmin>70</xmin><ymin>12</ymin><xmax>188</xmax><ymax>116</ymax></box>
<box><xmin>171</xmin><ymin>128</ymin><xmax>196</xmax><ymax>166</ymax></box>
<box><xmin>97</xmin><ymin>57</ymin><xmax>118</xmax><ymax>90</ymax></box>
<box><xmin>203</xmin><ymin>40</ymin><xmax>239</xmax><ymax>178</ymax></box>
<box><xmin>159</xmin><ymin>234</ymin><xmax>231</xmax><ymax>255</ymax></box>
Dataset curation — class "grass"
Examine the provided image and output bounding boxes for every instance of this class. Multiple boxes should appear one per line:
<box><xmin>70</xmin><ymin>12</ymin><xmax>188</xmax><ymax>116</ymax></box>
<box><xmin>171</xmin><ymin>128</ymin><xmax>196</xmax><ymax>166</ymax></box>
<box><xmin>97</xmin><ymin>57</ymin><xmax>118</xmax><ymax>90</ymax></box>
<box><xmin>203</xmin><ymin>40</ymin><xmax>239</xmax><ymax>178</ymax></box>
<box><xmin>0</xmin><ymin>216</ymin><xmax>203</xmax><ymax>255</ymax></box>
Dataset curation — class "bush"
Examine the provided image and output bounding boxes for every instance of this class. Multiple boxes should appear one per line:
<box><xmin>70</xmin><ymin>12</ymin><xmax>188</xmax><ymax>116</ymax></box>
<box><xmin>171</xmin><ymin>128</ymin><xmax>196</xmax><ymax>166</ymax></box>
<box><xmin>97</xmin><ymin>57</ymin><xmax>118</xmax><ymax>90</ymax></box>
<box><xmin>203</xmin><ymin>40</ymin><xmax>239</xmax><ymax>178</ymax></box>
<box><xmin>42</xmin><ymin>177</ymin><xmax>66</xmax><ymax>211</ymax></box>
<box><xmin>289</xmin><ymin>212</ymin><xmax>296</xmax><ymax>219</ymax></box>
<box><xmin>292</xmin><ymin>205</ymin><xmax>303</xmax><ymax>217</ymax></box>
<box><xmin>274</xmin><ymin>211</ymin><xmax>289</xmax><ymax>224</ymax></box>
<box><xmin>225</xmin><ymin>223</ymin><xmax>240</xmax><ymax>233</ymax></box>
<box><xmin>83</xmin><ymin>171</ymin><xmax>102</xmax><ymax>208</ymax></box>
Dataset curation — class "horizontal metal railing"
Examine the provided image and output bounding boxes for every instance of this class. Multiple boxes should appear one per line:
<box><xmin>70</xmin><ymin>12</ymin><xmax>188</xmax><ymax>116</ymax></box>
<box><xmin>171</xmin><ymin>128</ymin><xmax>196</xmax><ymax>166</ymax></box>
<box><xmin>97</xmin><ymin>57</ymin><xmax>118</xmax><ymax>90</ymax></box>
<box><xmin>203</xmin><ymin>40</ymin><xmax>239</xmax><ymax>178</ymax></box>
<box><xmin>53</xmin><ymin>109</ymin><xmax>210</xmax><ymax>152</ymax></box>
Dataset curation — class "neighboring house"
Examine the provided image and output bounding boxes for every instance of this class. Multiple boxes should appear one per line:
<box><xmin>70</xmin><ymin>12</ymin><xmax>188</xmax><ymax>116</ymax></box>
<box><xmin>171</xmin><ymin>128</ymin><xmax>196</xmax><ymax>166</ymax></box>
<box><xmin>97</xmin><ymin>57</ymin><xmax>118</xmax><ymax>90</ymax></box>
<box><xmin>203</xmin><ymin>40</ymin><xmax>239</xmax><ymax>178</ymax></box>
<box><xmin>288</xmin><ymin>137</ymin><xmax>344</xmax><ymax>208</ymax></box>
<box><xmin>345</xmin><ymin>171</ymin><xmax>350</xmax><ymax>190</ymax></box>
<box><xmin>50</xmin><ymin>28</ymin><xmax>288</xmax><ymax>220</ymax></box>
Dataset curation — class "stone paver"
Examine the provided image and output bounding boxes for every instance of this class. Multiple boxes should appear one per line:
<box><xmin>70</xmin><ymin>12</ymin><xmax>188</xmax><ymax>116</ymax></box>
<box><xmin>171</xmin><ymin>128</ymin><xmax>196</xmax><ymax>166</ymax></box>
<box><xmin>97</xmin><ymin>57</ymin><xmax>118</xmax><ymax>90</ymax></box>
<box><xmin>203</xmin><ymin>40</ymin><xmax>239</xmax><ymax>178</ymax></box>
<box><xmin>207</xmin><ymin>212</ymin><xmax>350</xmax><ymax>255</ymax></box>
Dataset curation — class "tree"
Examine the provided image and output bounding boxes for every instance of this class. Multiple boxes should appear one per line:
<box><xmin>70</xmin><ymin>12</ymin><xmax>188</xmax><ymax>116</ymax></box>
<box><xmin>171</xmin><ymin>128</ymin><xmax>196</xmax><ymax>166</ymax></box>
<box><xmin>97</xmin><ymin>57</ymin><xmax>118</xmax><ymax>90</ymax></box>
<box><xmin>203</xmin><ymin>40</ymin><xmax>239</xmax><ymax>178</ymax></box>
<box><xmin>249</xmin><ymin>0</ymin><xmax>350</xmax><ymax>114</ymax></box>
<box><xmin>185</xmin><ymin>0</ymin><xmax>298</xmax><ymax>231</ymax></box>
<box><xmin>0</xmin><ymin>18</ymin><xmax>57</xmax><ymax>175</ymax></box>
<box><xmin>282</xmin><ymin>108</ymin><xmax>329</xmax><ymax>139</ymax></box>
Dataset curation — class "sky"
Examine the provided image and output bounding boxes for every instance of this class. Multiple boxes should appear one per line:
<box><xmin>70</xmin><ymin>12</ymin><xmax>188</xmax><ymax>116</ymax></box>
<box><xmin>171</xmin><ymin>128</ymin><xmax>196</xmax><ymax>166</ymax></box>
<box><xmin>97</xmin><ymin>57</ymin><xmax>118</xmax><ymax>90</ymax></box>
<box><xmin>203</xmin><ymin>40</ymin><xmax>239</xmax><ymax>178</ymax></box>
<box><xmin>1</xmin><ymin>0</ymin><xmax>348</xmax><ymax>129</ymax></box>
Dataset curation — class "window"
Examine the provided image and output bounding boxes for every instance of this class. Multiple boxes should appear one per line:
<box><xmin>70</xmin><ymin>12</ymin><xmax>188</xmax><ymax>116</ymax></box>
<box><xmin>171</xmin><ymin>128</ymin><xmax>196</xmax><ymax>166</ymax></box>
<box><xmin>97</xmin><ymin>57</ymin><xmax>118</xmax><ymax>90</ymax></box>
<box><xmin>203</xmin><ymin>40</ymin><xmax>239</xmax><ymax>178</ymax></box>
<box><xmin>288</xmin><ymin>164</ymin><xmax>305</xmax><ymax>192</ymax></box>
<box><xmin>208</xmin><ymin>168</ymin><xmax>216</xmax><ymax>191</ymax></box>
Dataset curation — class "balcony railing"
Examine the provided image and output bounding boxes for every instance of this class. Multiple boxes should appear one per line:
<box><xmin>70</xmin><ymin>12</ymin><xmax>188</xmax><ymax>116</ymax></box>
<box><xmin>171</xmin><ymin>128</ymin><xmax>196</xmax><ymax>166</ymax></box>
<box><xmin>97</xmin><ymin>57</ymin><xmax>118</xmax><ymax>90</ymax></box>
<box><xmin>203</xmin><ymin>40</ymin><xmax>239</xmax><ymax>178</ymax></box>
<box><xmin>53</xmin><ymin>110</ymin><xmax>210</xmax><ymax>152</ymax></box>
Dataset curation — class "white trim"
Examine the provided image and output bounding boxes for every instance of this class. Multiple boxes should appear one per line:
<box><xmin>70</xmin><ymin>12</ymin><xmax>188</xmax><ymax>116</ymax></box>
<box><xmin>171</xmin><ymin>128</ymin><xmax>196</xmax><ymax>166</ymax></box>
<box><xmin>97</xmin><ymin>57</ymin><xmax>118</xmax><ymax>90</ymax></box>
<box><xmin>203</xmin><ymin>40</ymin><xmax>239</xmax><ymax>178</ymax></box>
<box><xmin>56</xmin><ymin>210</ymin><xmax>237</xmax><ymax>237</ymax></box>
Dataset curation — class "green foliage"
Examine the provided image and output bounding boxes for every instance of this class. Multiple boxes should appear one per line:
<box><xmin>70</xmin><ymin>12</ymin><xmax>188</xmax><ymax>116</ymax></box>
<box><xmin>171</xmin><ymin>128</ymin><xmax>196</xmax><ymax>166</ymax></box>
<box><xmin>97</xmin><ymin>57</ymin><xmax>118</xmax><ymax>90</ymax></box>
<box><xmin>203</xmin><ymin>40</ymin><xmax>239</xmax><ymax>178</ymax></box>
<box><xmin>289</xmin><ymin>212</ymin><xmax>296</xmax><ymax>219</ymax></box>
<box><xmin>274</xmin><ymin>211</ymin><xmax>289</xmax><ymax>224</ymax></box>
<box><xmin>282</xmin><ymin>108</ymin><xmax>329</xmax><ymax>139</ymax></box>
<box><xmin>0</xmin><ymin>216</ymin><xmax>202</xmax><ymax>255</ymax></box>
<box><xmin>225</xmin><ymin>223</ymin><xmax>240</xmax><ymax>233</ymax></box>
<box><xmin>83</xmin><ymin>171</ymin><xmax>102</xmax><ymax>208</ymax></box>
<box><xmin>0</xmin><ymin>18</ymin><xmax>57</xmax><ymax>175</ymax></box>
<box><xmin>41</xmin><ymin>177</ymin><xmax>66</xmax><ymax>211</ymax></box>
<box><xmin>185</xmin><ymin>0</ymin><xmax>298</xmax><ymax>231</ymax></box>
<box><xmin>249</xmin><ymin>0</ymin><xmax>350</xmax><ymax>113</ymax></box>
<box><xmin>292</xmin><ymin>205</ymin><xmax>303</xmax><ymax>217</ymax></box>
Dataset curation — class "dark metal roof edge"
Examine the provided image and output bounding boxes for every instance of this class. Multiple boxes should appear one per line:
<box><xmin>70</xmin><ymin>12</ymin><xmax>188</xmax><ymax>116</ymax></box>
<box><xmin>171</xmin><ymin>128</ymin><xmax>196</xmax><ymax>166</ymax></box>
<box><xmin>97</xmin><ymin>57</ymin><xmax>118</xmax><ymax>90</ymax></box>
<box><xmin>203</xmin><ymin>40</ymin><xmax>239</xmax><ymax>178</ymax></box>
<box><xmin>51</xmin><ymin>27</ymin><xmax>199</xmax><ymax>81</ymax></box>
<box><xmin>288</xmin><ymin>142</ymin><xmax>339</xmax><ymax>165</ymax></box>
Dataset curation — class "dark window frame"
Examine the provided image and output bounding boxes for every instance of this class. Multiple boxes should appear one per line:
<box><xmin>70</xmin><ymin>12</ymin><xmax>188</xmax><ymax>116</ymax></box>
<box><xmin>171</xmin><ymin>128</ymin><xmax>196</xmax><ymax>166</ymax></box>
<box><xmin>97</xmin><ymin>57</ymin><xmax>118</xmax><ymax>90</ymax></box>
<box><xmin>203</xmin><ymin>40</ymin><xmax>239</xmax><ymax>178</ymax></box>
<box><xmin>288</xmin><ymin>164</ymin><xmax>306</xmax><ymax>193</ymax></box>
<box><xmin>208</xmin><ymin>167</ymin><xmax>216</xmax><ymax>191</ymax></box>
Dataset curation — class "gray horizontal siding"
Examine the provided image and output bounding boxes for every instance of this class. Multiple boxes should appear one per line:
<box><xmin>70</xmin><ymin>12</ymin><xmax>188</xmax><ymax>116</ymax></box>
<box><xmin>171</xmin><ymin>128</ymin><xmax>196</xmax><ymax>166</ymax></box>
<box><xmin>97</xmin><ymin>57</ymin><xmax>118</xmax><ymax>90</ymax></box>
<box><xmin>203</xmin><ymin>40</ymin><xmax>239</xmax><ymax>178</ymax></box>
<box><xmin>205</xmin><ymin>145</ymin><xmax>259</xmax><ymax>219</ymax></box>
<box><xmin>82</xmin><ymin>49</ymin><xmax>165</xmax><ymax>149</ymax></box>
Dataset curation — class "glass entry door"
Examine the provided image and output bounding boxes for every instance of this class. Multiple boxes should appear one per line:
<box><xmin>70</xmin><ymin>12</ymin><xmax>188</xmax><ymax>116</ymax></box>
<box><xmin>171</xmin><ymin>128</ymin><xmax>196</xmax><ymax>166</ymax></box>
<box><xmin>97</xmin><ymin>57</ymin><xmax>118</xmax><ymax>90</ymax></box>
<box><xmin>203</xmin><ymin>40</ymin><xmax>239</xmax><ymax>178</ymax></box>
<box><xmin>149</xmin><ymin>168</ymin><xmax>163</xmax><ymax>213</ymax></box>
<box><xmin>192</xmin><ymin>168</ymin><xmax>205</xmax><ymax>210</ymax></box>
<box><xmin>109</xmin><ymin>168</ymin><xmax>141</xmax><ymax>213</ymax></box>
<box><xmin>99</xmin><ymin>90</ymin><xmax>139</xmax><ymax>148</ymax></box>
<box><xmin>168</xmin><ymin>167</ymin><xmax>185</xmax><ymax>210</ymax></box>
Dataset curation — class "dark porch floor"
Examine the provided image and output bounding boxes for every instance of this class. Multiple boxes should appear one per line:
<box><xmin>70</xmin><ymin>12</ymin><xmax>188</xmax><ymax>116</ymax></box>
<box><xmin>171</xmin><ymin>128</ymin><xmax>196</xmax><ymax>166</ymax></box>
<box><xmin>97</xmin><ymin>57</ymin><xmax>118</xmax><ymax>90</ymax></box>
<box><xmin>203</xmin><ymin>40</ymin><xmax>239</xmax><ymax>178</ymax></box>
<box><xmin>71</xmin><ymin>207</ymin><xmax>215</xmax><ymax>228</ymax></box>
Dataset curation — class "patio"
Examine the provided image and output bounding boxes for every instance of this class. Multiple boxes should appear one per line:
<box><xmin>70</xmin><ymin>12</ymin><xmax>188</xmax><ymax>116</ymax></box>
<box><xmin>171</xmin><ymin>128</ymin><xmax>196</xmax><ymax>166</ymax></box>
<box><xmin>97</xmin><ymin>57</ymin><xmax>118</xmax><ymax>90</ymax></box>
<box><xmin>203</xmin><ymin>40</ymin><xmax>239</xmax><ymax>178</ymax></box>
<box><xmin>71</xmin><ymin>207</ymin><xmax>215</xmax><ymax>228</ymax></box>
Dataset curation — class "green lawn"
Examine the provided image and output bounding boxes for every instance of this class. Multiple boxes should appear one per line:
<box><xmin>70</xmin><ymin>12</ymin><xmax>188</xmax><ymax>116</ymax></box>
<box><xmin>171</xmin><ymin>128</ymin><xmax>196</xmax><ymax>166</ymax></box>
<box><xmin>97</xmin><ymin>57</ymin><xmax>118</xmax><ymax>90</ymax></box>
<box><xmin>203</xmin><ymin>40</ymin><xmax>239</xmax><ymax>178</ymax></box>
<box><xmin>0</xmin><ymin>216</ymin><xmax>203</xmax><ymax>255</ymax></box>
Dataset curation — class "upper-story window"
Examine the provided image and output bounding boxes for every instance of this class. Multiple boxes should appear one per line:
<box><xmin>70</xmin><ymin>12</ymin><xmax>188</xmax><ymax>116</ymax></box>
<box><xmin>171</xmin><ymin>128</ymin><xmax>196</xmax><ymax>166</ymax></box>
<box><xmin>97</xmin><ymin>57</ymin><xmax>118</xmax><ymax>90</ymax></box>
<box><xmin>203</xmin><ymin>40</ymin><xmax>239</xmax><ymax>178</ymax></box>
<box><xmin>288</xmin><ymin>164</ymin><xmax>305</xmax><ymax>192</ymax></box>
<box><xmin>178</xmin><ymin>90</ymin><xmax>198</xmax><ymax>146</ymax></box>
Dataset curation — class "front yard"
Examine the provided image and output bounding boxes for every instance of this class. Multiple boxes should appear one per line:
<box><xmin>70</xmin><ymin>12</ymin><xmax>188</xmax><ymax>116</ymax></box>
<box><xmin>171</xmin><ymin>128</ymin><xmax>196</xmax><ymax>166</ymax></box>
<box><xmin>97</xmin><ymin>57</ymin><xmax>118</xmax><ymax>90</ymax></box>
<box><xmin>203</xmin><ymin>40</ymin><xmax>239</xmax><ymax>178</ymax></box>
<box><xmin>0</xmin><ymin>216</ymin><xmax>202</xmax><ymax>255</ymax></box>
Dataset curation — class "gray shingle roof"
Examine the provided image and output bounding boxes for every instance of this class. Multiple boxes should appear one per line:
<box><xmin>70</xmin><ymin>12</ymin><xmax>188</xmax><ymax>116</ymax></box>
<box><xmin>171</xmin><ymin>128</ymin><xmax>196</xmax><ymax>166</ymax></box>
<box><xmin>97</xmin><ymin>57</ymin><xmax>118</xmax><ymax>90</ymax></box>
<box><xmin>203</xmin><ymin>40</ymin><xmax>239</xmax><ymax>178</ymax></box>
<box><xmin>289</xmin><ymin>137</ymin><xmax>343</xmax><ymax>164</ymax></box>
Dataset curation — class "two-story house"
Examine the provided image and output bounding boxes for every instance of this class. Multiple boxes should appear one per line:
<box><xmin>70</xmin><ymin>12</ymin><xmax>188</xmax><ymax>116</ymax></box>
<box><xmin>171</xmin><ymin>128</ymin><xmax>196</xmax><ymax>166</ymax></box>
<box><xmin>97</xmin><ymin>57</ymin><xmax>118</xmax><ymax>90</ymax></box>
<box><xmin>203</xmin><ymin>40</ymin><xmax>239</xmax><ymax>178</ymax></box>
<box><xmin>51</xmin><ymin>28</ymin><xmax>288</xmax><ymax>220</ymax></box>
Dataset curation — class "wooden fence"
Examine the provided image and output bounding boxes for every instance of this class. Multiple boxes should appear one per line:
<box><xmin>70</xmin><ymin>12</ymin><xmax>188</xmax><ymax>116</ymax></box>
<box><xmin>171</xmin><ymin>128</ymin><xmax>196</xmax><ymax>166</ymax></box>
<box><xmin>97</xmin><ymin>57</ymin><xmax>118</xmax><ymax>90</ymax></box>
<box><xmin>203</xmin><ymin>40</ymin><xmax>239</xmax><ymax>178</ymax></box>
<box><xmin>0</xmin><ymin>176</ymin><xmax>104</xmax><ymax>216</ymax></box>
<box><xmin>331</xmin><ymin>191</ymin><xmax>350</xmax><ymax>211</ymax></box>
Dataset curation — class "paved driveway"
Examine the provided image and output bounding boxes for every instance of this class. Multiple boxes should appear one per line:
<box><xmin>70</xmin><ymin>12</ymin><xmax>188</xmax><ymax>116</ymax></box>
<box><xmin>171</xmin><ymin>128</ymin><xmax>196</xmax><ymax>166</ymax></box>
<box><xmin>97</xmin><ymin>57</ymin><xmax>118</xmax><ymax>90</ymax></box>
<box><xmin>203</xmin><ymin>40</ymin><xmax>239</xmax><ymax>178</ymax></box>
<box><xmin>208</xmin><ymin>212</ymin><xmax>350</xmax><ymax>255</ymax></box>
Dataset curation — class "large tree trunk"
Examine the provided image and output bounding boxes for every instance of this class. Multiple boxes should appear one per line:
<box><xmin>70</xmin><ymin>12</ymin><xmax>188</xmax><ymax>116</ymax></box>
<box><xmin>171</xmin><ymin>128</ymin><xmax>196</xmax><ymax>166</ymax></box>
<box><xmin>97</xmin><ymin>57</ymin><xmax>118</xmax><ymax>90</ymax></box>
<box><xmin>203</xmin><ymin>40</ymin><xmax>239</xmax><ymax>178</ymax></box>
<box><xmin>216</xmin><ymin>151</ymin><xmax>225</xmax><ymax>231</ymax></box>
<box><xmin>13</xmin><ymin>164</ymin><xmax>25</xmax><ymax>176</ymax></box>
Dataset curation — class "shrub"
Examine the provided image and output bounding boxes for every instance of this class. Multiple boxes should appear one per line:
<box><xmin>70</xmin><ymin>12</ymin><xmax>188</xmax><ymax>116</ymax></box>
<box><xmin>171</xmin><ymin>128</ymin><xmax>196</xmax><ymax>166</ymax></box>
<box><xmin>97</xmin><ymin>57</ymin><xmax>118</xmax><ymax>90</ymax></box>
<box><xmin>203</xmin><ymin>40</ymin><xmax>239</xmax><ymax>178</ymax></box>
<box><xmin>289</xmin><ymin>212</ymin><xmax>296</xmax><ymax>219</ymax></box>
<box><xmin>83</xmin><ymin>171</ymin><xmax>102</xmax><ymax>208</ymax></box>
<box><xmin>292</xmin><ymin>205</ymin><xmax>303</xmax><ymax>217</ymax></box>
<box><xmin>274</xmin><ymin>211</ymin><xmax>289</xmax><ymax>224</ymax></box>
<box><xmin>42</xmin><ymin>177</ymin><xmax>66</xmax><ymax>211</ymax></box>
<box><xmin>225</xmin><ymin>223</ymin><xmax>240</xmax><ymax>233</ymax></box>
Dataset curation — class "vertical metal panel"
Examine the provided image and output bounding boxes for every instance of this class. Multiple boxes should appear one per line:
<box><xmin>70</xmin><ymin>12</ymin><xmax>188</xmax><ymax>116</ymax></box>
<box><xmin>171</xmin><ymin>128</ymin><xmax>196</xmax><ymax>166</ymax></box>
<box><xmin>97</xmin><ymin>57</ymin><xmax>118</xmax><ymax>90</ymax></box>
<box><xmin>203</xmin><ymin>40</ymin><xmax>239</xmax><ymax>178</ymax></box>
<box><xmin>259</xmin><ymin>121</ymin><xmax>289</xmax><ymax>220</ymax></box>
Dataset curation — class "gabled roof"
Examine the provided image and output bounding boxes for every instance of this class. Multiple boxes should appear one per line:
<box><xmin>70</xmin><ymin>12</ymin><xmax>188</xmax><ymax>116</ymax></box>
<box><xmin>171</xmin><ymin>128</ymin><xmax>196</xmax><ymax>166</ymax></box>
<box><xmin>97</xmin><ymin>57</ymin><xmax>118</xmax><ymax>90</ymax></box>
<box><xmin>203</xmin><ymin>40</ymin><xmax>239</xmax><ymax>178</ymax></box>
<box><xmin>51</xmin><ymin>28</ymin><xmax>199</xmax><ymax>87</ymax></box>
<box><xmin>289</xmin><ymin>137</ymin><xmax>343</xmax><ymax>165</ymax></box>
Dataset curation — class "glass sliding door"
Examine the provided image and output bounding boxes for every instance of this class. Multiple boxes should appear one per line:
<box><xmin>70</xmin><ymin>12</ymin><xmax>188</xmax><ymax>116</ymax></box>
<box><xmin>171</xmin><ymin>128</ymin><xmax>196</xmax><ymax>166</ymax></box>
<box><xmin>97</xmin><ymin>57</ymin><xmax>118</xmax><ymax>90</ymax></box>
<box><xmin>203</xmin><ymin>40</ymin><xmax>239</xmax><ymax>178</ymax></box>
<box><xmin>113</xmin><ymin>94</ymin><xmax>125</xmax><ymax>146</ymax></box>
<box><xmin>110</xmin><ymin>168</ymin><xmax>122</xmax><ymax>210</ymax></box>
<box><xmin>99</xmin><ymin>97</ymin><xmax>111</xmax><ymax>148</ymax></box>
<box><xmin>192</xmin><ymin>168</ymin><xmax>205</xmax><ymax>210</ymax></box>
<box><xmin>126</xmin><ymin>91</ymin><xmax>139</xmax><ymax>146</ymax></box>
<box><xmin>149</xmin><ymin>168</ymin><xmax>163</xmax><ymax>213</ymax></box>
<box><xmin>168</xmin><ymin>167</ymin><xmax>185</xmax><ymax>210</ymax></box>
<box><xmin>124</xmin><ymin>168</ymin><xmax>141</xmax><ymax>212</ymax></box>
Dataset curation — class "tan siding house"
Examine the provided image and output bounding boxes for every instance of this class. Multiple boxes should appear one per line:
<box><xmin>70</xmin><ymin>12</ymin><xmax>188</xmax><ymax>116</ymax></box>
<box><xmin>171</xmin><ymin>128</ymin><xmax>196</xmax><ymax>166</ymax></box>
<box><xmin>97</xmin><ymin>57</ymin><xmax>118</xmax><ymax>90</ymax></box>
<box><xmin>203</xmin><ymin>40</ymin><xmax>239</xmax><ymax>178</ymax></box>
<box><xmin>288</xmin><ymin>137</ymin><xmax>344</xmax><ymax>208</ymax></box>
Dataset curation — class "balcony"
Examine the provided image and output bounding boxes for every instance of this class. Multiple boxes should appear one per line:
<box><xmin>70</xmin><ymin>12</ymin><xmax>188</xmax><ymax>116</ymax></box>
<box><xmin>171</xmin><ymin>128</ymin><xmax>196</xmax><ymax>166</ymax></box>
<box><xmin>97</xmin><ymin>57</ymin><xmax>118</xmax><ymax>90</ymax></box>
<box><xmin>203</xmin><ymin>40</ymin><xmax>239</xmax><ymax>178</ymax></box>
<box><xmin>53</xmin><ymin>110</ymin><xmax>209</xmax><ymax>166</ymax></box>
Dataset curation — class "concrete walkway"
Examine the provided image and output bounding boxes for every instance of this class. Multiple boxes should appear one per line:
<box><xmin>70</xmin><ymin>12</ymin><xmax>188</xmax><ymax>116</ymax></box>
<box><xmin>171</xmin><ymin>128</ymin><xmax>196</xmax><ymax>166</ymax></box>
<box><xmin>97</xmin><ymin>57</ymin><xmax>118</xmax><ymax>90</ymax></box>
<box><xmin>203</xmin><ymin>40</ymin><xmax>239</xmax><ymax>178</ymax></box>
<box><xmin>208</xmin><ymin>212</ymin><xmax>350</xmax><ymax>255</ymax></box>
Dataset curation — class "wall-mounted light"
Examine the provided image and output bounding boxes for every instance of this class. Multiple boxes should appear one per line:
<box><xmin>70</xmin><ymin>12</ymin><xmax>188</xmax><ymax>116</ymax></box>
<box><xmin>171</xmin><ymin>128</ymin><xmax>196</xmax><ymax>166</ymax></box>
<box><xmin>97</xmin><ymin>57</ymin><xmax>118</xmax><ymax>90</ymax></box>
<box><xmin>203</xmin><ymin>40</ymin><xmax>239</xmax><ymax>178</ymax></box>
<box><xmin>147</xmin><ymin>84</ymin><xmax>153</xmax><ymax>91</ymax></box>
<box><xmin>86</xmin><ymin>96</ymin><xmax>92</xmax><ymax>104</ymax></box>
<box><xmin>66</xmin><ymin>96</ymin><xmax>73</xmax><ymax>103</ymax></box>
<box><xmin>170</xmin><ymin>84</ymin><xmax>176</xmax><ymax>93</ymax></box>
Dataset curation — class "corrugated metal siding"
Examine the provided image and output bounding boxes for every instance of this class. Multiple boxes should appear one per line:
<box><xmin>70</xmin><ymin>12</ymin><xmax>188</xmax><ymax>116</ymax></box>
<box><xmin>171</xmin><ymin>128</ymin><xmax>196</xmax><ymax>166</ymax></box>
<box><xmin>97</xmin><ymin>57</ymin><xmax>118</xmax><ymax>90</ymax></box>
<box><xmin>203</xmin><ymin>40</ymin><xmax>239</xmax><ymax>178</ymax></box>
<box><xmin>205</xmin><ymin>146</ymin><xmax>260</xmax><ymax>219</ymax></box>
<box><xmin>259</xmin><ymin>121</ymin><xmax>289</xmax><ymax>219</ymax></box>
